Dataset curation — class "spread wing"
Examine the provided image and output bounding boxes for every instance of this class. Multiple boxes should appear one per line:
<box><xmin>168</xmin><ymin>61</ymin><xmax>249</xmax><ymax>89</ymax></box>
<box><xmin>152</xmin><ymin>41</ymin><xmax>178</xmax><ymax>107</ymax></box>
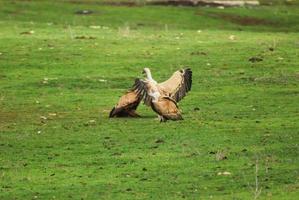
<box><xmin>158</xmin><ymin>68</ymin><xmax>192</xmax><ymax>102</ymax></box>
<box><xmin>132</xmin><ymin>78</ymin><xmax>145</xmax><ymax>96</ymax></box>
<box><xmin>132</xmin><ymin>78</ymin><xmax>153</xmax><ymax>106</ymax></box>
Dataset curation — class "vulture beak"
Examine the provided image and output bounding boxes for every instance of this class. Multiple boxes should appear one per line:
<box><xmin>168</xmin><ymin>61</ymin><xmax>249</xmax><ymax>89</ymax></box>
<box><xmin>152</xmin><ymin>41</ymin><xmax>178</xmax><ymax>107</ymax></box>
<box><xmin>142</xmin><ymin>69</ymin><xmax>146</xmax><ymax>74</ymax></box>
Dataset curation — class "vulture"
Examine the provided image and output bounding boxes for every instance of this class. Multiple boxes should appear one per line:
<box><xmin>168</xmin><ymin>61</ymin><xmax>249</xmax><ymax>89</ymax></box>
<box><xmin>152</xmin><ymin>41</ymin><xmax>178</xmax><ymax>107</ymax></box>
<box><xmin>109</xmin><ymin>67</ymin><xmax>192</xmax><ymax>121</ymax></box>
<box><xmin>109</xmin><ymin>79</ymin><xmax>145</xmax><ymax>118</ymax></box>
<box><xmin>135</xmin><ymin>78</ymin><xmax>183</xmax><ymax>122</ymax></box>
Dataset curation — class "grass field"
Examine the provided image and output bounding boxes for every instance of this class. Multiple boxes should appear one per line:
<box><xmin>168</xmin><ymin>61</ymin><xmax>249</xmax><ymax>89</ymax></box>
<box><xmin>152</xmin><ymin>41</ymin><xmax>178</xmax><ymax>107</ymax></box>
<box><xmin>0</xmin><ymin>0</ymin><xmax>299</xmax><ymax>199</ymax></box>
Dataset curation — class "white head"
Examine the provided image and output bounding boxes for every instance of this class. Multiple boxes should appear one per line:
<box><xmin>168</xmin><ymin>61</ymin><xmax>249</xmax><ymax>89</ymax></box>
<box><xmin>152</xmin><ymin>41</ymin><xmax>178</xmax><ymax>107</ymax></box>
<box><xmin>142</xmin><ymin>67</ymin><xmax>151</xmax><ymax>76</ymax></box>
<box><xmin>142</xmin><ymin>67</ymin><xmax>156</xmax><ymax>83</ymax></box>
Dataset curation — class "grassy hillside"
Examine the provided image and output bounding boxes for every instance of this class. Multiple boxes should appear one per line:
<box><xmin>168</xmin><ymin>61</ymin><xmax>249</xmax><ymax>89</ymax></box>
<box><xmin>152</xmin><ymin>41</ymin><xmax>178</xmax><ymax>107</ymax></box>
<box><xmin>0</xmin><ymin>0</ymin><xmax>298</xmax><ymax>199</ymax></box>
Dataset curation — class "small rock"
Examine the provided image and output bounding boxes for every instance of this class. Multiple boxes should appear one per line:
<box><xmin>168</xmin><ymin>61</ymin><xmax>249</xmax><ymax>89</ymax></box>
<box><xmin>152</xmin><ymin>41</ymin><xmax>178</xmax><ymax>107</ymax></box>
<box><xmin>217</xmin><ymin>171</ymin><xmax>231</xmax><ymax>176</ymax></box>
<box><xmin>89</xmin><ymin>25</ymin><xmax>101</xmax><ymax>29</ymax></box>
<box><xmin>89</xmin><ymin>119</ymin><xmax>96</xmax><ymax>124</ymax></box>
<box><xmin>75</xmin><ymin>10</ymin><xmax>93</xmax><ymax>15</ymax></box>
<box><xmin>229</xmin><ymin>35</ymin><xmax>236</xmax><ymax>40</ymax></box>
<box><xmin>20</xmin><ymin>30</ymin><xmax>35</xmax><ymax>35</ymax></box>
<box><xmin>40</xmin><ymin>116</ymin><xmax>47</xmax><ymax>120</ymax></box>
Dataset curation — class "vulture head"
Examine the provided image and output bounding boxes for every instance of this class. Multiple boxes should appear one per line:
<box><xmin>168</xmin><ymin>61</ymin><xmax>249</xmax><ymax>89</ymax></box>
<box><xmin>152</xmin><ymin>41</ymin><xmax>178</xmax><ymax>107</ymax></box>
<box><xmin>142</xmin><ymin>67</ymin><xmax>150</xmax><ymax>75</ymax></box>
<box><xmin>142</xmin><ymin>67</ymin><xmax>157</xmax><ymax>83</ymax></box>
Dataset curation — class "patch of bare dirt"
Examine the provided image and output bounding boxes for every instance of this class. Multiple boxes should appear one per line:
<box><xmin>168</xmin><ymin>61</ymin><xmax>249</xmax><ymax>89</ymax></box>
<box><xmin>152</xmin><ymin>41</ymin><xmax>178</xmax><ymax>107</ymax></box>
<box><xmin>67</xmin><ymin>0</ymin><xmax>259</xmax><ymax>7</ymax></box>
<box><xmin>68</xmin><ymin>0</ymin><xmax>140</xmax><ymax>7</ymax></box>
<box><xmin>0</xmin><ymin>111</ymin><xmax>18</xmax><ymax>126</ymax></box>
<box><xmin>201</xmin><ymin>12</ymin><xmax>275</xmax><ymax>26</ymax></box>
<box><xmin>101</xmin><ymin>1</ymin><xmax>140</xmax><ymax>7</ymax></box>
<box><xmin>148</xmin><ymin>0</ymin><xmax>259</xmax><ymax>7</ymax></box>
<box><xmin>149</xmin><ymin>0</ymin><xmax>197</xmax><ymax>6</ymax></box>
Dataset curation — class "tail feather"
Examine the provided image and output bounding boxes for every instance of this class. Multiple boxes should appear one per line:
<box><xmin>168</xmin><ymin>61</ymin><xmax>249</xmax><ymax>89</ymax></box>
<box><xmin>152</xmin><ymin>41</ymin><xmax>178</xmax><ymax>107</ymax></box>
<box><xmin>164</xmin><ymin>113</ymin><xmax>183</xmax><ymax>121</ymax></box>
<box><xmin>109</xmin><ymin>107</ymin><xmax>140</xmax><ymax>118</ymax></box>
<box><xmin>127</xmin><ymin>110</ymin><xmax>141</xmax><ymax>117</ymax></box>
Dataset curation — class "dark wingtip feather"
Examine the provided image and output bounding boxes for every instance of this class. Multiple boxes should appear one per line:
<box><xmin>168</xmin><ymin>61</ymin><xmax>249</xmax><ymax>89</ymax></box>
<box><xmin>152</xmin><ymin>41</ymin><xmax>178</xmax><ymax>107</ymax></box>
<box><xmin>170</xmin><ymin>68</ymin><xmax>193</xmax><ymax>102</ymax></box>
<box><xmin>184</xmin><ymin>67</ymin><xmax>192</xmax><ymax>92</ymax></box>
<box><xmin>109</xmin><ymin>107</ymin><xmax>116</xmax><ymax>118</ymax></box>
<box><xmin>131</xmin><ymin>78</ymin><xmax>146</xmax><ymax>99</ymax></box>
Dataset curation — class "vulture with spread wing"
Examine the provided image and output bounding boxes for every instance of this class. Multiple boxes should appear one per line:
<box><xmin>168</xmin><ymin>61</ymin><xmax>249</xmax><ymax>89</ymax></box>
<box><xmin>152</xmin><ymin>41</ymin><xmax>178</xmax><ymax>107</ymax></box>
<box><xmin>133</xmin><ymin>78</ymin><xmax>184</xmax><ymax>122</ymax></box>
<box><xmin>109</xmin><ymin>67</ymin><xmax>192</xmax><ymax>121</ymax></box>
<box><xmin>109</xmin><ymin>79</ymin><xmax>145</xmax><ymax>118</ymax></box>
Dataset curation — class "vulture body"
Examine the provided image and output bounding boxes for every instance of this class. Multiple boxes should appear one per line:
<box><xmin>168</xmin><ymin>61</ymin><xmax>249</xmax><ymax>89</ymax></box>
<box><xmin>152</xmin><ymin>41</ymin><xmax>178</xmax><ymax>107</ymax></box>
<box><xmin>109</xmin><ymin>80</ymin><xmax>144</xmax><ymax>118</ymax></box>
<box><xmin>151</xmin><ymin>96</ymin><xmax>183</xmax><ymax>122</ymax></box>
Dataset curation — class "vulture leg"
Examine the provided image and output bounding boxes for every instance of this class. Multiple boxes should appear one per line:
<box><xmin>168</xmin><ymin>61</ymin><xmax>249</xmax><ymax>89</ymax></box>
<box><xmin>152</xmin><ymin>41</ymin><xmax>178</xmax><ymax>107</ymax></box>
<box><xmin>160</xmin><ymin>116</ymin><xmax>167</xmax><ymax>123</ymax></box>
<box><xmin>158</xmin><ymin>115</ymin><xmax>164</xmax><ymax>122</ymax></box>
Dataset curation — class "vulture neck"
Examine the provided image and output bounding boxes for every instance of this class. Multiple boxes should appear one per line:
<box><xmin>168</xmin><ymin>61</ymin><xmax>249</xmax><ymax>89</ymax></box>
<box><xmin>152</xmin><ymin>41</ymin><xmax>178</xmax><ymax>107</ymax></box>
<box><xmin>146</xmin><ymin>82</ymin><xmax>160</xmax><ymax>102</ymax></box>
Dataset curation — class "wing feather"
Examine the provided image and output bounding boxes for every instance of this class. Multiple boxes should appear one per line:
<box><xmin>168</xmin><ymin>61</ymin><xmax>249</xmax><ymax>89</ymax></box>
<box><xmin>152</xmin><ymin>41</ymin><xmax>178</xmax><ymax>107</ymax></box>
<box><xmin>132</xmin><ymin>78</ymin><xmax>154</xmax><ymax>106</ymax></box>
<box><xmin>131</xmin><ymin>78</ymin><xmax>150</xmax><ymax>104</ymax></box>
<box><xmin>158</xmin><ymin>68</ymin><xmax>192</xmax><ymax>102</ymax></box>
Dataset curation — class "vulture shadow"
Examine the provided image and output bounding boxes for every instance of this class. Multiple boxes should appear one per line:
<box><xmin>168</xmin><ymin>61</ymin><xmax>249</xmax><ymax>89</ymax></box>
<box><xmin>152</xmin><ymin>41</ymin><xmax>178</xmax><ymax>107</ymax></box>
<box><xmin>109</xmin><ymin>115</ymin><xmax>158</xmax><ymax>119</ymax></box>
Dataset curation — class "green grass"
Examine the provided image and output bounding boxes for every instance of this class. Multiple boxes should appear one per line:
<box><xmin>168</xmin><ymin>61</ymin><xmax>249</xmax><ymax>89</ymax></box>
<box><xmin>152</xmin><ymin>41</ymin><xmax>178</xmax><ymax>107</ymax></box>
<box><xmin>0</xmin><ymin>0</ymin><xmax>299</xmax><ymax>199</ymax></box>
